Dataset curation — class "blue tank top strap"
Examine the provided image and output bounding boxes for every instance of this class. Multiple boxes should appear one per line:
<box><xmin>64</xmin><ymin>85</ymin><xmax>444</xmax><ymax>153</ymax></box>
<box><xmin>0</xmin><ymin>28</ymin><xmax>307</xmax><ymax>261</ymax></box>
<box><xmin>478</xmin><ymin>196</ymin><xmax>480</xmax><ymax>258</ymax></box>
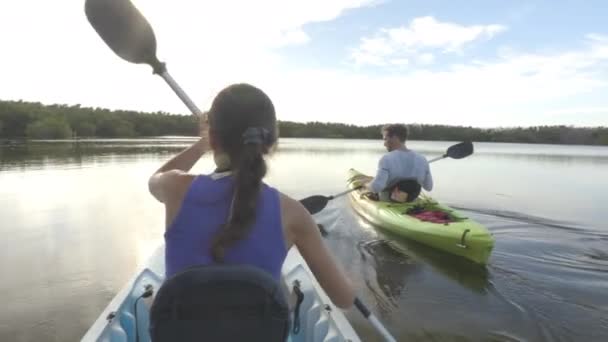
<box><xmin>181</xmin><ymin>173</ymin><xmax>232</xmax><ymax>206</ymax></box>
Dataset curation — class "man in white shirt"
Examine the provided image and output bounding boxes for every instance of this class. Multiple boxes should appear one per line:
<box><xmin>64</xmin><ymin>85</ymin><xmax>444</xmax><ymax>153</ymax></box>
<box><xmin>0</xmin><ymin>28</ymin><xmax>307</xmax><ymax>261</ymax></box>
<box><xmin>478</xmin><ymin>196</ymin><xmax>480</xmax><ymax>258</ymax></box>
<box><xmin>365</xmin><ymin>124</ymin><xmax>433</xmax><ymax>202</ymax></box>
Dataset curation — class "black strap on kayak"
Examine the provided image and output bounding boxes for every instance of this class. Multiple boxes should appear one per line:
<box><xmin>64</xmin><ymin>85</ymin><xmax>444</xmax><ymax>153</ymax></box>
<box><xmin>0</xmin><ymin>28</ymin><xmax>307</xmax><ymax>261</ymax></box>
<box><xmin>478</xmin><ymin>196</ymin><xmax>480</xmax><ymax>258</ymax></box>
<box><xmin>292</xmin><ymin>280</ymin><xmax>304</xmax><ymax>335</ymax></box>
<box><xmin>134</xmin><ymin>284</ymin><xmax>154</xmax><ymax>342</ymax></box>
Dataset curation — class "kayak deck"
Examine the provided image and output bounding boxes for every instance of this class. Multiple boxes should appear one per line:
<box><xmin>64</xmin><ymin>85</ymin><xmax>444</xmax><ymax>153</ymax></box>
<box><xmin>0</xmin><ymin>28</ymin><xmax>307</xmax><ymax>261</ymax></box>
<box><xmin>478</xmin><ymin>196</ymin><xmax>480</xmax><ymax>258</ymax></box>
<box><xmin>82</xmin><ymin>246</ymin><xmax>360</xmax><ymax>342</ymax></box>
<box><xmin>347</xmin><ymin>168</ymin><xmax>494</xmax><ymax>265</ymax></box>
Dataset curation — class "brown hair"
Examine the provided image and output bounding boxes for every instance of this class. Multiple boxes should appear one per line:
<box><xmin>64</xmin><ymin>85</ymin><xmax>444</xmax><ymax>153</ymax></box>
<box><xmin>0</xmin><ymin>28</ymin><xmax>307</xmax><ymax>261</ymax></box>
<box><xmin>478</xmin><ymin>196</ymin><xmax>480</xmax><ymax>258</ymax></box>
<box><xmin>207</xmin><ymin>84</ymin><xmax>277</xmax><ymax>262</ymax></box>
<box><xmin>382</xmin><ymin>124</ymin><xmax>408</xmax><ymax>142</ymax></box>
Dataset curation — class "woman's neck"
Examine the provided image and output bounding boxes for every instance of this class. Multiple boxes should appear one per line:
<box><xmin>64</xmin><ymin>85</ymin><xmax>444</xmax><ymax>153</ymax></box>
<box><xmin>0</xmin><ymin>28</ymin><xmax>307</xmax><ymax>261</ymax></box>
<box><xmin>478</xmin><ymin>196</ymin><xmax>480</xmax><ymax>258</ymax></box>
<box><xmin>213</xmin><ymin>152</ymin><xmax>231</xmax><ymax>172</ymax></box>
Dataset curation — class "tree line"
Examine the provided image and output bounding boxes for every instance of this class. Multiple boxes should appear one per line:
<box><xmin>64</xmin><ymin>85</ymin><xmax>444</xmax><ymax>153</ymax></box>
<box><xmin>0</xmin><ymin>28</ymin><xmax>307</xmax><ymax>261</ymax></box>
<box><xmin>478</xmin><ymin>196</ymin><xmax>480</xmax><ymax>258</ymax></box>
<box><xmin>280</xmin><ymin>121</ymin><xmax>608</xmax><ymax>145</ymax></box>
<box><xmin>1</xmin><ymin>99</ymin><xmax>607</xmax><ymax>145</ymax></box>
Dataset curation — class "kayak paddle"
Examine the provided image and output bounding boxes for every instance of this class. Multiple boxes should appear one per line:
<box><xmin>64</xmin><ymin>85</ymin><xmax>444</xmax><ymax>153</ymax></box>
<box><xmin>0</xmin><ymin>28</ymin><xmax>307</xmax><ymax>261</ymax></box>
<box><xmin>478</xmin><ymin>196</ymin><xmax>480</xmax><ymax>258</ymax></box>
<box><xmin>300</xmin><ymin>187</ymin><xmax>362</xmax><ymax>215</ymax></box>
<box><xmin>427</xmin><ymin>140</ymin><xmax>473</xmax><ymax>163</ymax></box>
<box><xmin>85</xmin><ymin>0</ymin><xmax>203</xmax><ymax>116</ymax></box>
<box><xmin>355</xmin><ymin>298</ymin><xmax>397</xmax><ymax>342</ymax></box>
<box><xmin>301</xmin><ymin>141</ymin><xmax>474</xmax><ymax>215</ymax></box>
<box><xmin>85</xmin><ymin>1</ymin><xmax>397</xmax><ymax>340</ymax></box>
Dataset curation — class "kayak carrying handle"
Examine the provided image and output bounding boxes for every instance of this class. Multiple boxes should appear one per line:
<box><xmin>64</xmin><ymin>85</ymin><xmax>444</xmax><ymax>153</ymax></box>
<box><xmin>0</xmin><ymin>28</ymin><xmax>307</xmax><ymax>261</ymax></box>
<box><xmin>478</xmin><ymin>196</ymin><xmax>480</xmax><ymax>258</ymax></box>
<box><xmin>457</xmin><ymin>229</ymin><xmax>470</xmax><ymax>249</ymax></box>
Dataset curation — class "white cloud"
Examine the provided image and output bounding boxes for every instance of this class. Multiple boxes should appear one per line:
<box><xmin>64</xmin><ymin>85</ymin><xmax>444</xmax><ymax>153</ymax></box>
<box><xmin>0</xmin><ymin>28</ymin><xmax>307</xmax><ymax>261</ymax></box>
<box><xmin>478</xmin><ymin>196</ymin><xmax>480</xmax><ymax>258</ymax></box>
<box><xmin>135</xmin><ymin>0</ymin><xmax>378</xmax><ymax>51</ymax></box>
<box><xmin>390</xmin><ymin>58</ymin><xmax>410</xmax><ymax>67</ymax></box>
<box><xmin>587</xmin><ymin>33</ymin><xmax>608</xmax><ymax>43</ymax></box>
<box><xmin>352</xmin><ymin>16</ymin><xmax>507</xmax><ymax>66</ymax></box>
<box><xmin>417</xmin><ymin>53</ymin><xmax>435</xmax><ymax>65</ymax></box>
<box><xmin>386</xmin><ymin>16</ymin><xmax>506</xmax><ymax>51</ymax></box>
<box><xmin>268</xmin><ymin>34</ymin><xmax>608</xmax><ymax>127</ymax></box>
<box><xmin>351</xmin><ymin>37</ymin><xmax>395</xmax><ymax>66</ymax></box>
<box><xmin>274</xmin><ymin>29</ymin><xmax>311</xmax><ymax>47</ymax></box>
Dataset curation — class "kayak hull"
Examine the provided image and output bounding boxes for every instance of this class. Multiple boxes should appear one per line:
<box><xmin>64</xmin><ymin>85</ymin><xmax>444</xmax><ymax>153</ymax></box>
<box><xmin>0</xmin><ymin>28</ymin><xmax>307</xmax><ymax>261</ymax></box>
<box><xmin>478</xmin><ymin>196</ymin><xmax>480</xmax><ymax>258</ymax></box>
<box><xmin>81</xmin><ymin>246</ymin><xmax>360</xmax><ymax>342</ymax></box>
<box><xmin>347</xmin><ymin>168</ymin><xmax>494</xmax><ymax>265</ymax></box>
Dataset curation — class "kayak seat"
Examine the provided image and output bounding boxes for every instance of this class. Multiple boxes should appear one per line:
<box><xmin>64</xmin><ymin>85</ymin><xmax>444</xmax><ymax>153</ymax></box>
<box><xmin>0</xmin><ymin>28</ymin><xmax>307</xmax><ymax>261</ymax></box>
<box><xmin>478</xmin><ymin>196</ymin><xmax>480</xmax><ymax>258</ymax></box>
<box><xmin>384</xmin><ymin>178</ymin><xmax>421</xmax><ymax>203</ymax></box>
<box><xmin>149</xmin><ymin>264</ymin><xmax>290</xmax><ymax>342</ymax></box>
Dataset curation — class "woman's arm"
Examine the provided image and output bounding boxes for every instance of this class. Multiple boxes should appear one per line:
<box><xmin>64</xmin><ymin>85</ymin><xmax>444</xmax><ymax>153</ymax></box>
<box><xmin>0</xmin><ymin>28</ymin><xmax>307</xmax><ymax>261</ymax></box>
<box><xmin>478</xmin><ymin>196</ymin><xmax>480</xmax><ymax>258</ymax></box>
<box><xmin>148</xmin><ymin>115</ymin><xmax>210</xmax><ymax>203</ymax></box>
<box><xmin>148</xmin><ymin>138</ymin><xmax>209</xmax><ymax>203</ymax></box>
<box><xmin>155</xmin><ymin>137</ymin><xmax>208</xmax><ymax>174</ymax></box>
<box><xmin>284</xmin><ymin>195</ymin><xmax>355</xmax><ymax>309</ymax></box>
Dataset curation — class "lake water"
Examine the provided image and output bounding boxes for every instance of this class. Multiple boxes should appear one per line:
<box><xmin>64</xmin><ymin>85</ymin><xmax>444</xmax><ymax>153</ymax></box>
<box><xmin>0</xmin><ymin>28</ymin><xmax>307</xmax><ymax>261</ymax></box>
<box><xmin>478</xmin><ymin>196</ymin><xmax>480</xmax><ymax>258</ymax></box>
<box><xmin>1</xmin><ymin>138</ymin><xmax>607</xmax><ymax>341</ymax></box>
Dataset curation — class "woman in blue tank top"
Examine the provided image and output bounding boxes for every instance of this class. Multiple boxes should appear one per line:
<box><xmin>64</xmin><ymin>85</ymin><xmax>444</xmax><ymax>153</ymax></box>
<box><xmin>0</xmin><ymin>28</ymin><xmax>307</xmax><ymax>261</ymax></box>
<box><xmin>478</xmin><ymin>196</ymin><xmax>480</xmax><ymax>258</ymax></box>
<box><xmin>148</xmin><ymin>84</ymin><xmax>355</xmax><ymax>309</ymax></box>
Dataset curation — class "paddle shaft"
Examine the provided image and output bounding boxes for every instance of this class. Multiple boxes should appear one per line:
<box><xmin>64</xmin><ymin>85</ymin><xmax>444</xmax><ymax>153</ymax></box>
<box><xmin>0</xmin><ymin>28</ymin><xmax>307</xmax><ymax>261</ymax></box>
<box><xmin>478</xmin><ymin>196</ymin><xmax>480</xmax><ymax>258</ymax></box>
<box><xmin>329</xmin><ymin>187</ymin><xmax>360</xmax><ymax>199</ymax></box>
<box><xmin>158</xmin><ymin>70</ymin><xmax>203</xmax><ymax>116</ymax></box>
<box><xmin>354</xmin><ymin>298</ymin><xmax>397</xmax><ymax>342</ymax></box>
<box><xmin>427</xmin><ymin>155</ymin><xmax>446</xmax><ymax>163</ymax></box>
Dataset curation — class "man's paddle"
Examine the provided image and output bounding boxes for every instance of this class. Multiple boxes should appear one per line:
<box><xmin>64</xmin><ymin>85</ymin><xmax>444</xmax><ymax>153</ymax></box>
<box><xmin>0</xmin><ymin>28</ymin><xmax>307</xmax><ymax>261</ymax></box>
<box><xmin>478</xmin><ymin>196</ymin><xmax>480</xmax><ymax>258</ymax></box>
<box><xmin>301</xmin><ymin>141</ymin><xmax>474</xmax><ymax>215</ymax></box>
<box><xmin>300</xmin><ymin>187</ymin><xmax>362</xmax><ymax>216</ymax></box>
<box><xmin>427</xmin><ymin>141</ymin><xmax>473</xmax><ymax>162</ymax></box>
<box><xmin>85</xmin><ymin>1</ymin><xmax>396</xmax><ymax>340</ymax></box>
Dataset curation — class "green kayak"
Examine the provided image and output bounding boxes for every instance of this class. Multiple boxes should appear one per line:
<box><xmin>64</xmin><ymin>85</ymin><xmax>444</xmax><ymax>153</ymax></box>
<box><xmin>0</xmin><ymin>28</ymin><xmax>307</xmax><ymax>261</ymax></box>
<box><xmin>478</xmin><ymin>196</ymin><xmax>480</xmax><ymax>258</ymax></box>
<box><xmin>347</xmin><ymin>169</ymin><xmax>494</xmax><ymax>265</ymax></box>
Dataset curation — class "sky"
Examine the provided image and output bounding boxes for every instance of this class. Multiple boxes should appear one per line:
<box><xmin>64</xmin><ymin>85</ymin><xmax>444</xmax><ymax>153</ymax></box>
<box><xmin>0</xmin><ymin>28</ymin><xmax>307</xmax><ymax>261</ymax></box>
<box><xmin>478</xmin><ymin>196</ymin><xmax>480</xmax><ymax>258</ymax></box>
<box><xmin>1</xmin><ymin>0</ymin><xmax>608</xmax><ymax>127</ymax></box>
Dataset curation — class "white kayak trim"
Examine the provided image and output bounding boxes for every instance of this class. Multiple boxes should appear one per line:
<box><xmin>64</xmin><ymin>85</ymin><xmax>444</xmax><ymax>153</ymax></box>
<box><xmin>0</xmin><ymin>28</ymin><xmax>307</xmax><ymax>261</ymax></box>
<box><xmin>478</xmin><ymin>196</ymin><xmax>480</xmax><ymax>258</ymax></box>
<box><xmin>81</xmin><ymin>245</ymin><xmax>361</xmax><ymax>342</ymax></box>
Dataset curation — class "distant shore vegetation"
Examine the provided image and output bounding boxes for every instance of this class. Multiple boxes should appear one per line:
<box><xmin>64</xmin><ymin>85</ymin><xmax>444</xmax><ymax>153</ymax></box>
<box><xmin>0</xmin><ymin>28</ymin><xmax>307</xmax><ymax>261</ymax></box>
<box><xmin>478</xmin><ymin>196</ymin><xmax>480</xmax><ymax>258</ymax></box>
<box><xmin>1</xmin><ymin>100</ymin><xmax>606</xmax><ymax>145</ymax></box>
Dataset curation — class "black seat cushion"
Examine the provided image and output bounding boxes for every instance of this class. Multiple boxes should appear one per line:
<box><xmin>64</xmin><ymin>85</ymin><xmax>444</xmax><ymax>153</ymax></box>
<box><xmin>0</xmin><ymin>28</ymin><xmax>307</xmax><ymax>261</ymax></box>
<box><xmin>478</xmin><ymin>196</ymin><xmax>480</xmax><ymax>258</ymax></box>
<box><xmin>150</xmin><ymin>264</ymin><xmax>290</xmax><ymax>342</ymax></box>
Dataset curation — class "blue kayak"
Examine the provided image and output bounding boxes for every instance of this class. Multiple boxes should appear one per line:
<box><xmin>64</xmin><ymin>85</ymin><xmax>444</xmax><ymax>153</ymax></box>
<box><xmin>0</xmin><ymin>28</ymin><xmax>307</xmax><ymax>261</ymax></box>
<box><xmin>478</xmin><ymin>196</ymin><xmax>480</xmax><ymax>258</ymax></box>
<box><xmin>81</xmin><ymin>246</ymin><xmax>361</xmax><ymax>342</ymax></box>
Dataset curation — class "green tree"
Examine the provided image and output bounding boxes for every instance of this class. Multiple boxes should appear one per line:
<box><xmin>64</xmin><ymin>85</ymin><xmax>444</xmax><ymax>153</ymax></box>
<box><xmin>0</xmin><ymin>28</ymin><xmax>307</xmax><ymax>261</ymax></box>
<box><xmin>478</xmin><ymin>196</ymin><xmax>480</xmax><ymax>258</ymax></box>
<box><xmin>96</xmin><ymin>117</ymin><xmax>136</xmax><ymax>137</ymax></box>
<box><xmin>73</xmin><ymin>121</ymin><xmax>96</xmax><ymax>137</ymax></box>
<box><xmin>0</xmin><ymin>103</ymin><xmax>32</xmax><ymax>137</ymax></box>
<box><xmin>597</xmin><ymin>130</ymin><xmax>608</xmax><ymax>145</ymax></box>
<box><xmin>135</xmin><ymin>121</ymin><xmax>160</xmax><ymax>136</ymax></box>
<box><xmin>114</xmin><ymin>119</ymin><xmax>136</xmax><ymax>137</ymax></box>
<box><xmin>1</xmin><ymin>99</ymin><xmax>607</xmax><ymax>145</ymax></box>
<box><xmin>25</xmin><ymin>117</ymin><xmax>72</xmax><ymax>139</ymax></box>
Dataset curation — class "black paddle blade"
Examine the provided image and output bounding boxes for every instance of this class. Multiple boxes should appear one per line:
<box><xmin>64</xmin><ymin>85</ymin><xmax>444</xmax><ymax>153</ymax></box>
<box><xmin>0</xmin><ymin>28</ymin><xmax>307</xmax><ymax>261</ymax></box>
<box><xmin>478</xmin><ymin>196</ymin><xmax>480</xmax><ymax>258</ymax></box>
<box><xmin>300</xmin><ymin>195</ymin><xmax>330</xmax><ymax>215</ymax></box>
<box><xmin>446</xmin><ymin>141</ymin><xmax>474</xmax><ymax>159</ymax></box>
<box><xmin>85</xmin><ymin>0</ymin><xmax>160</xmax><ymax>67</ymax></box>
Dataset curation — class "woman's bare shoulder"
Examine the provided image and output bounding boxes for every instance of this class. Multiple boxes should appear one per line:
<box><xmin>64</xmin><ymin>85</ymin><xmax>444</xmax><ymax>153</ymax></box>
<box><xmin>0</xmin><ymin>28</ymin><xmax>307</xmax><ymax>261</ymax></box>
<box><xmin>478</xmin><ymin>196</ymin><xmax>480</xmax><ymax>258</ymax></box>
<box><xmin>278</xmin><ymin>191</ymin><xmax>308</xmax><ymax>218</ymax></box>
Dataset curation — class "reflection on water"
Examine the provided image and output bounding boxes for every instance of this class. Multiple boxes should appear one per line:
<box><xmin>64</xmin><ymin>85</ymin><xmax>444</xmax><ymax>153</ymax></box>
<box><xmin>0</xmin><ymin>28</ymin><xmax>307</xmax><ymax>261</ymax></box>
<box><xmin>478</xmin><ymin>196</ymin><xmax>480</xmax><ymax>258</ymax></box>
<box><xmin>1</xmin><ymin>138</ymin><xmax>607</xmax><ymax>341</ymax></box>
<box><xmin>385</xmin><ymin>236</ymin><xmax>491</xmax><ymax>294</ymax></box>
<box><xmin>0</xmin><ymin>139</ymin><xmax>191</xmax><ymax>171</ymax></box>
<box><xmin>357</xmin><ymin>239</ymin><xmax>422</xmax><ymax>312</ymax></box>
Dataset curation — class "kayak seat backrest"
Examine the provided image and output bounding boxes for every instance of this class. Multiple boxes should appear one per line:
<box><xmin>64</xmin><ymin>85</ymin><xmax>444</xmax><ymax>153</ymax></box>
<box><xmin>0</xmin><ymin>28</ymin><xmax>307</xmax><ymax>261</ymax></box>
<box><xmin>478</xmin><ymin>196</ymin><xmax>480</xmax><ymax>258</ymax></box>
<box><xmin>384</xmin><ymin>178</ymin><xmax>421</xmax><ymax>202</ymax></box>
<box><xmin>149</xmin><ymin>264</ymin><xmax>290</xmax><ymax>342</ymax></box>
